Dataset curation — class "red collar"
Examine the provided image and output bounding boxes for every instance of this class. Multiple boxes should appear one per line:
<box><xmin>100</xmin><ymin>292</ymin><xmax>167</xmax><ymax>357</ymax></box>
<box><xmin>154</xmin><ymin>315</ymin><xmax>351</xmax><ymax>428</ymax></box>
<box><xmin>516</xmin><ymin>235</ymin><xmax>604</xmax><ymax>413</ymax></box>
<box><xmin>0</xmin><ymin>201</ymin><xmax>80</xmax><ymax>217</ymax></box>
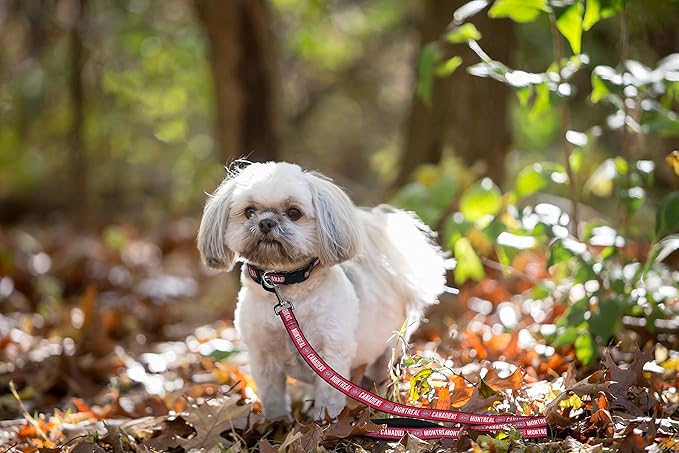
<box><xmin>246</xmin><ymin>258</ymin><xmax>320</xmax><ymax>292</ymax></box>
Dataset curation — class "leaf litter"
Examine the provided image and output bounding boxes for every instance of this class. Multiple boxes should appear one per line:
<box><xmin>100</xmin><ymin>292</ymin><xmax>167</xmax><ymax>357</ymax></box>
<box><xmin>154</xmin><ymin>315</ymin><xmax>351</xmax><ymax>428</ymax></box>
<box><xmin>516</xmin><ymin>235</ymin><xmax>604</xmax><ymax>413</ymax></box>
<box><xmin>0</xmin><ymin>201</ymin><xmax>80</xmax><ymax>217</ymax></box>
<box><xmin>0</xmin><ymin>222</ymin><xmax>678</xmax><ymax>452</ymax></box>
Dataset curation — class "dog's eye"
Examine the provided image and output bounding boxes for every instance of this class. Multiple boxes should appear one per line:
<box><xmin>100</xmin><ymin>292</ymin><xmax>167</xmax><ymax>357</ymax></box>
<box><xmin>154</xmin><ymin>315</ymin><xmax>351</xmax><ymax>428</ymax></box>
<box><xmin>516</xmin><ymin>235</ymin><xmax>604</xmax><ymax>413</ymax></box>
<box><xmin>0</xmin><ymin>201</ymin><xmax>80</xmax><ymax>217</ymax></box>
<box><xmin>244</xmin><ymin>206</ymin><xmax>256</xmax><ymax>219</ymax></box>
<box><xmin>286</xmin><ymin>208</ymin><xmax>302</xmax><ymax>221</ymax></box>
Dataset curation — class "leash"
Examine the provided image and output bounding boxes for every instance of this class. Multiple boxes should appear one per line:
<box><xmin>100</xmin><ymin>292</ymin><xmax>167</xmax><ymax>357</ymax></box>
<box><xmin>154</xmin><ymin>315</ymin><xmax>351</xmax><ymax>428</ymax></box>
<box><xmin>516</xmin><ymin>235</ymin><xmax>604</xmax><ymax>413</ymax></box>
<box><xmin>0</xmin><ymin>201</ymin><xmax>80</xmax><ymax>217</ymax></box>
<box><xmin>260</xmin><ymin>273</ymin><xmax>549</xmax><ymax>440</ymax></box>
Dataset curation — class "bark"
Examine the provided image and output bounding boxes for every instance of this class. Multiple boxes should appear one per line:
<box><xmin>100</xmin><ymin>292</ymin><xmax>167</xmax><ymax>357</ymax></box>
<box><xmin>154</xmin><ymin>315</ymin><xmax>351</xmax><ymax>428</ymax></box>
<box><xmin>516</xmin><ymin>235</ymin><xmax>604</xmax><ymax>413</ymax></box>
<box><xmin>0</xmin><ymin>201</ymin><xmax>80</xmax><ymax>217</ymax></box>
<box><xmin>396</xmin><ymin>0</ymin><xmax>515</xmax><ymax>187</ymax></box>
<box><xmin>194</xmin><ymin>0</ymin><xmax>282</xmax><ymax>164</ymax></box>
<box><xmin>69</xmin><ymin>0</ymin><xmax>87</xmax><ymax>225</ymax></box>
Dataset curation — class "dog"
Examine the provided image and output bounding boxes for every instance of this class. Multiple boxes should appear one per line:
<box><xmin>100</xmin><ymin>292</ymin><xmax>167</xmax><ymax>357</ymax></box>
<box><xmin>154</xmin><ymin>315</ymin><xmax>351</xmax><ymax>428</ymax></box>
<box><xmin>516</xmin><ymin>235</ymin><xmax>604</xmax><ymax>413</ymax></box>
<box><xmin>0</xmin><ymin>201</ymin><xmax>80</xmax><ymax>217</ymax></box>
<box><xmin>197</xmin><ymin>162</ymin><xmax>446</xmax><ymax>420</ymax></box>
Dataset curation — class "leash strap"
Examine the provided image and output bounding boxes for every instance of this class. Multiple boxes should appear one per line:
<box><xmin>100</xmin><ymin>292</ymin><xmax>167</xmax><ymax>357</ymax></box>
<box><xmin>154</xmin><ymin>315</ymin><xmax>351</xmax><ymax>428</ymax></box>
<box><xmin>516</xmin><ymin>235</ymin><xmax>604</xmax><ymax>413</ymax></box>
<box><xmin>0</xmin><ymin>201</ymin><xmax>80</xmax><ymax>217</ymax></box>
<box><xmin>275</xmin><ymin>304</ymin><xmax>548</xmax><ymax>440</ymax></box>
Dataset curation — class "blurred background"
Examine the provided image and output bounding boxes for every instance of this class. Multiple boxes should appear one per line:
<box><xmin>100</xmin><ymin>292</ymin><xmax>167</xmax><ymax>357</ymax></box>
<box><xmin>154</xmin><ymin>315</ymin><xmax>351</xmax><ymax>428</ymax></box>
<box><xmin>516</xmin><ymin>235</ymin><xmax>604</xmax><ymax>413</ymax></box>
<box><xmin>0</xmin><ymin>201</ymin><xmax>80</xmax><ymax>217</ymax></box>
<box><xmin>1</xmin><ymin>0</ymin><xmax>679</xmax><ymax>425</ymax></box>
<box><xmin>1</xmin><ymin>0</ymin><xmax>677</xmax><ymax>227</ymax></box>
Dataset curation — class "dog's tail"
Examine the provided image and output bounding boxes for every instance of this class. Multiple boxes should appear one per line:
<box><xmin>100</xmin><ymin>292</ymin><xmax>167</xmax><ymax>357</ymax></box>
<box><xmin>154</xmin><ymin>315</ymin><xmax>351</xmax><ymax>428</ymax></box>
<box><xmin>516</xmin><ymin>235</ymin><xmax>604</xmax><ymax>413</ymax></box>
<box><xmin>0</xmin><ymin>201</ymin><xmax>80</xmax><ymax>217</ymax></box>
<box><xmin>371</xmin><ymin>205</ymin><xmax>448</xmax><ymax>312</ymax></box>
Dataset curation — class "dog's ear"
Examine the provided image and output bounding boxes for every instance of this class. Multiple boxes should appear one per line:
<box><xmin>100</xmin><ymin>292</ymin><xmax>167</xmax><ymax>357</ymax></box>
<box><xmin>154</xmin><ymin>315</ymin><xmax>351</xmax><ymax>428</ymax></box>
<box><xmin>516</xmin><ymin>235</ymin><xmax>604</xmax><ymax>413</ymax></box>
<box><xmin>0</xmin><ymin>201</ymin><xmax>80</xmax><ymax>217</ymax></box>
<box><xmin>306</xmin><ymin>172</ymin><xmax>361</xmax><ymax>265</ymax></box>
<box><xmin>197</xmin><ymin>177</ymin><xmax>237</xmax><ymax>271</ymax></box>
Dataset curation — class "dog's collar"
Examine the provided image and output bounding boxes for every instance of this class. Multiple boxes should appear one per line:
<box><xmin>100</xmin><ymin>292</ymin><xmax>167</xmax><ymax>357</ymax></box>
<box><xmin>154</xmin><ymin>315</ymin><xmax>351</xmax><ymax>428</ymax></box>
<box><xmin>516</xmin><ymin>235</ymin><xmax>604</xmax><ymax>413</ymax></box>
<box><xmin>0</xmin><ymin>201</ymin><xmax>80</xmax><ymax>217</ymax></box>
<box><xmin>246</xmin><ymin>258</ymin><xmax>320</xmax><ymax>293</ymax></box>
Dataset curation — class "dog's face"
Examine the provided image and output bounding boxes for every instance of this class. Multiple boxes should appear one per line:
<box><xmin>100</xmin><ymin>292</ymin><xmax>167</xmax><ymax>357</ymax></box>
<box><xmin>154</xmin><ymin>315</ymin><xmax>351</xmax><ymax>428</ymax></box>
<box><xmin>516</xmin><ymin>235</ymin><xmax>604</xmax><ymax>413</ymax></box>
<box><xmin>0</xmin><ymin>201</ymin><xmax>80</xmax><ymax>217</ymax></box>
<box><xmin>197</xmin><ymin>162</ymin><xmax>361</xmax><ymax>270</ymax></box>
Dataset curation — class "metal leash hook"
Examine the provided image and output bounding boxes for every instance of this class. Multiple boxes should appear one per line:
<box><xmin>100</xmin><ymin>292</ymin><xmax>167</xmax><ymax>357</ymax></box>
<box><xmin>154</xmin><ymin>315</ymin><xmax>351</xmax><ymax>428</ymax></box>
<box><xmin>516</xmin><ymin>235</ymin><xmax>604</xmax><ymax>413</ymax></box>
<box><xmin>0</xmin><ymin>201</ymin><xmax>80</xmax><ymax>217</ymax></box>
<box><xmin>261</xmin><ymin>271</ymin><xmax>294</xmax><ymax>314</ymax></box>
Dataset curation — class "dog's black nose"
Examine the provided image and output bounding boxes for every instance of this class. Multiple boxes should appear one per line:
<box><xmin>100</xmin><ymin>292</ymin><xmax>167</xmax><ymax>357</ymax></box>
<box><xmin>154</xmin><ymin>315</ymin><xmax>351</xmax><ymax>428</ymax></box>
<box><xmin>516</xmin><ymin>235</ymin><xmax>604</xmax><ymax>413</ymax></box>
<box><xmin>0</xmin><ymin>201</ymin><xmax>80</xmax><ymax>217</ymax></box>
<box><xmin>259</xmin><ymin>218</ymin><xmax>277</xmax><ymax>233</ymax></box>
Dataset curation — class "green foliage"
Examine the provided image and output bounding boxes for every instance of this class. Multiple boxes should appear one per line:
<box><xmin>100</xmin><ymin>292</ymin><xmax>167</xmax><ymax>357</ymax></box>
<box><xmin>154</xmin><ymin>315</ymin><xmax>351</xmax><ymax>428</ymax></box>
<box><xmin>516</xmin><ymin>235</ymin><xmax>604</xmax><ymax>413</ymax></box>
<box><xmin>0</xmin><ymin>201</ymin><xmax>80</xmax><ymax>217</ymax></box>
<box><xmin>454</xmin><ymin>237</ymin><xmax>486</xmax><ymax>284</ymax></box>
<box><xmin>459</xmin><ymin>178</ymin><xmax>503</xmax><ymax>222</ymax></box>
<box><xmin>417</xmin><ymin>42</ymin><xmax>441</xmax><ymax>105</ymax></box>
<box><xmin>436</xmin><ymin>56</ymin><xmax>464</xmax><ymax>78</ymax></box>
<box><xmin>583</xmin><ymin>0</ymin><xmax>624</xmax><ymax>31</ymax></box>
<box><xmin>555</xmin><ymin>1</ymin><xmax>585</xmax><ymax>55</ymax></box>
<box><xmin>515</xmin><ymin>162</ymin><xmax>568</xmax><ymax>198</ymax></box>
<box><xmin>656</xmin><ymin>192</ymin><xmax>679</xmax><ymax>238</ymax></box>
<box><xmin>445</xmin><ymin>23</ymin><xmax>482</xmax><ymax>44</ymax></box>
<box><xmin>488</xmin><ymin>0</ymin><xmax>550</xmax><ymax>23</ymax></box>
<box><xmin>393</xmin><ymin>153</ymin><xmax>679</xmax><ymax>366</ymax></box>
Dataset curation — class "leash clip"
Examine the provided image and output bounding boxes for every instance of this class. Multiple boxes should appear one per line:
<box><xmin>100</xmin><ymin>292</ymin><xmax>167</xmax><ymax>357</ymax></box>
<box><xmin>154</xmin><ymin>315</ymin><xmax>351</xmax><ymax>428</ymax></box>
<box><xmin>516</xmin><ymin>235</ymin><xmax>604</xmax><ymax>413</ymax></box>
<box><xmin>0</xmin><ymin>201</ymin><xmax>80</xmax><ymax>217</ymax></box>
<box><xmin>262</xmin><ymin>271</ymin><xmax>294</xmax><ymax>315</ymax></box>
<box><xmin>274</xmin><ymin>300</ymin><xmax>293</xmax><ymax>315</ymax></box>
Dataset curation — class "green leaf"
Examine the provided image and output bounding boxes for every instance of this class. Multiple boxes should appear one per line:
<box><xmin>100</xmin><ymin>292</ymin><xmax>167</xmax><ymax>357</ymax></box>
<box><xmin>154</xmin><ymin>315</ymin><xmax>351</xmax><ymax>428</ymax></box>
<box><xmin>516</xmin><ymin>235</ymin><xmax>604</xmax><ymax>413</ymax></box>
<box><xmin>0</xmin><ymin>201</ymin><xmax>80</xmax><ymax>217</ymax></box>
<box><xmin>530</xmin><ymin>82</ymin><xmax>551</xmax><ymax>119</ymax></box>
<box><xmin>409</xmin><ymin>369</ymin><xmax>434</xmax><ymax>402</ymax></box>
<box><xmin>589</xmin><ymin>298</ymin><xmax>624</xmax><ymax>343</ymax></box>
<box><xmin>445</xmin><ymin>23</ymin><xmax>482</xmax><ymax>44</ymax></box>
<box><xmin>515</xmin><ymin>162</ymin><xmax>567</xmax><ymax>198</ymax></box>
<box><xmin>154</xmin><ymin>119</ymin><xmax>187</xmax><ymax>143</ymax></box>
<box><xmin>552</xmin><ymin>326</ymin><xmax>579</xmax><ymax>347</ymax></box>
<box><xmin>454</xmin><ymin>237</ymin><xmax>485</xmax><ymax>284</ymax></box>
<box><xmin>436</xmin><ymin>56</ymin><xmax>463</xmax><ymax>77</ymax></box>
<box><xmin>391</xmin><ymin>182</ymin><xmax>429</xmax><ymax>208</ymax></box>
<box><xmin>556</xmin><ymin>2</ymin><xmax>584</xmax><ymax>55</ymax></box>
<box><xmin>590</xmin><ymin>72</ymin><xmax>609</xmax><ymax>104</ymax></box>
<box><xmin>656</xmin><ymin>192</ymin><xmax>679</xmax><ymax>238</ymax></box>
<box><xmin>590</xmin><ymin>65</ymin><xmax>623</xmax><ymax>104</ymax></box>
<box><xmin>640</xmin><ymin>108</ymin><xmax>679</xmax><ymax>137</ymax></box>
<box><xmin>575</xmin><ymin>332</ymin><xmax>596</xmax><ymax>365</ymax></box>
<box><xmin>583</xmin><ymin>0</ymin><xmax>623</xmax><ymax>31</ymax></box>
<box><xmin>488</xmin><ymin>0</ymin><xmax>550</xmax><ymax>23</ymax></box>
<box><xmin>515</xmin><ymin>85</ymin><xmax>533</xmax><ymax>107</ymax></box>
<box><xmin>401</xmin><ymin>355</ymin><xmax>434</xmax><ymax>368</ymax></box>
<box><xmin>429</xmin><ymin>173</ymin><xmax>460</xmax><ymax>209</ymax></box>
<box><xmin>417</xmin><ymin>42</ymin><xmax>441</xmax><ymax>105</ymax></box>
<box><xmin>459</xmin><ymin>178</ymin><xmax>503</xmax><ymax>222</ymax></box>
<box><xmin>443</xmin><ymin>214</ymin><xmax>473</xmax><ymax>250</ymax></box>
<box><xmin>548</xmin><ymin>238</ymin><xmax>587</xmax><ymax>267</ymax></box>
<box><xmin>561</xmin><ymin>298</ymin><xmax>589</xmax><ymax>327</ymax></box>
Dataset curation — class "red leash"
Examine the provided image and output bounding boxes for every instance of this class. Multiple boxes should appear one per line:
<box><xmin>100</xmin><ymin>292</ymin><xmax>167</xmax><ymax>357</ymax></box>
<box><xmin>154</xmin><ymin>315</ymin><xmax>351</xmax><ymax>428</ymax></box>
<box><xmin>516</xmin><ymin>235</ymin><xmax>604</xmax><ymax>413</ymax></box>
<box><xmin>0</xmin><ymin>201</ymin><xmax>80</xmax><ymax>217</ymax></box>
<box><xmin>263</xmin><ymin>274</ymin><xmax>549</xmax><ymax>440</ymax></box>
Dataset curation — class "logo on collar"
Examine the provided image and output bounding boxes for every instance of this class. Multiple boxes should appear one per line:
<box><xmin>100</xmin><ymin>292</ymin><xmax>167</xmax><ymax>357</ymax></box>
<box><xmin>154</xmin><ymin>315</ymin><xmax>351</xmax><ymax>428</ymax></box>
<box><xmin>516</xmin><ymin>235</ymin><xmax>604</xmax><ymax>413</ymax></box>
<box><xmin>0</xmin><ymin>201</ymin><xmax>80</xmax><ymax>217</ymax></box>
<box><xmin>246</xmin><ymin>258</ymin><xmax>320</xmax><ymax>293</ymax></box>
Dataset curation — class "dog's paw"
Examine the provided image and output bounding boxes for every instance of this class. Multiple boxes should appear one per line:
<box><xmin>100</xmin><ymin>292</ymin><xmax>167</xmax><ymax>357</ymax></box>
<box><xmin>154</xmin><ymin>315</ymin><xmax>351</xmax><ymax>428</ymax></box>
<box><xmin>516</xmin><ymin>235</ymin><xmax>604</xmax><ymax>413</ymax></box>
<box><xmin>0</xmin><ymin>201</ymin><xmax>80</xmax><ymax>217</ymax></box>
<box><xmin>314</xmin><ymin>387</ymin><xmax>346</xmax><ymax>420</ymax></box>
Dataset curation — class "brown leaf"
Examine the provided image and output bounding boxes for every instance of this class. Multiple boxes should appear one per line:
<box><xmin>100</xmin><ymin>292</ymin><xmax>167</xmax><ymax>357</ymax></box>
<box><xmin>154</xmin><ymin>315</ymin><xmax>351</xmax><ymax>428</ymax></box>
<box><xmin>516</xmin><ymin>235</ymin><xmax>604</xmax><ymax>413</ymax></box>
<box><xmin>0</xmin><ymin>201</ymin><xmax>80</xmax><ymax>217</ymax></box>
<box><xmin>399</xmin><ymin>432</ymin><xmax>432</xmax><ymax>453</ymax></box>
<box><xmin>603</xmin><ymin>347</ymin><xmax>658</xmax><ymax>415</ymax></box>
<box><xmin>483</xmin><ymin>368</ymin><xmax>525</xmax><ymax>391</ymax></box>
<box><xmin>259</xmin><ymin>439</ymin><xmax>279</xmax><ymax>453</ymax></box>
<box><xmin>458</xmin><ymin>387</ymin><xmax>502</xmax><ymax>413</ymax></box>
<box><xmin>324</xmin><ymin>407</ymin><xmax>385</xmax><ymax>441</ymax></box>
<box><xmin>177</xmin><ymin>395</ymin><xmax>252</xmax><ymax>451</ymax></box>
<box><xmin>288</xmin><ymin>423</ymin><xmax>324</xmax><ymax>453</ymax></box>
<box><xmin>100</xmin><ymin>423</ymin><xmax>126</xmax><ymax>453</ymax></box>
<box><xmin>70</xmin><ymin>440</ymin><xmax>106</xmax><ymax>453</ymax></box>
<box><xmin>604</xmin><ymin>347</ymin><xmax>653</xmax><ymax>390</ymax></box>
<box><xmin>544</xmin><ymin>372</ymin><xmax>610</xmax><ymax>427</ymax></box>
<box><xmin>477</xmin><ymin>377</ymin><xmax>497</xmax><ymax>399</ymax></box>
<box><xmin>433</xmin><ymin>386</ymin><xmax>450</xmax><ymax>410</ymax></box>
<box><xmin>448</xmin><ymin>374</ymin><xmax>474</xmax><ymax>408</ymax></box>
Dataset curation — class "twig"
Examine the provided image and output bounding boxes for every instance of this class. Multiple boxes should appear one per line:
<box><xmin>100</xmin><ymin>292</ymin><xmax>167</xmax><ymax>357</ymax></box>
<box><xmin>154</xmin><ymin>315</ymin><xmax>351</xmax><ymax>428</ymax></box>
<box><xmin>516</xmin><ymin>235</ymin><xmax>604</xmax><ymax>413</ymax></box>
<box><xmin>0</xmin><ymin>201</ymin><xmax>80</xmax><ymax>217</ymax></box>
<box><xmin>619</xmin><ymin>3</ymin><xmax>633</xmax><ymax>237</ymax></box>
<box><xmin>549</xmin><ymin>11</ymin><xmax>579</xmax><ymax>239</ymax></box>
<box><xmin>8</xmin><ymin>381</ymin><xmax>50</xmax><ymax>443</ymax></box>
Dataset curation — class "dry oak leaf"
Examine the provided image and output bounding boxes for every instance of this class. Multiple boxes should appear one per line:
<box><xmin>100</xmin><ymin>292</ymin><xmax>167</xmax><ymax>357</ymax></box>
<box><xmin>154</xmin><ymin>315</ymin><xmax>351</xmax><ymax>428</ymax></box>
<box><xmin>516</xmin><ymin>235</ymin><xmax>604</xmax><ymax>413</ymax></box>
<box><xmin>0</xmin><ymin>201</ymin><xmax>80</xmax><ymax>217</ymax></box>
<box><xmin>482</xmin><ymin>367</ymin><xmax>525</xmax><ymax>392</ymax></box>
<box><xmin>544</xmin><ymin>370</ymin><xmax>609</xmax><ymax>427</ymax></box>
<box><xmin>603</xmin><ymin>347</ymin><xmax>658</xmax><ymax>415</ymax></box>
<box><xmin>177</xmin><ymin>395</ymin><xmax>251</xmax><ymax>451</ymax></box>
<box><xmin>324</xmin><ymin>407</ymin><xmax>384</xmax><ymax>441</ymax></box>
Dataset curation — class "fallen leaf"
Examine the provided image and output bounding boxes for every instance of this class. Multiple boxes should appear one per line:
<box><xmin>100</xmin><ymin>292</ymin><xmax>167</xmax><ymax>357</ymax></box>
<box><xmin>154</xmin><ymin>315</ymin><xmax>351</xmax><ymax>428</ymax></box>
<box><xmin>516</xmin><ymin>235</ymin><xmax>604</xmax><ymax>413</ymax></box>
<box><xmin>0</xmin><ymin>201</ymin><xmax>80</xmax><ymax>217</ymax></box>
<box><xmin>483</xmin><ymin>367</ymin><xmax>525</xmax><ymax>391</ymax></box>
<box><xmin>177</xmin><ymin>395</ymin><xmax>251</xmax><ymax>451</ymax></box>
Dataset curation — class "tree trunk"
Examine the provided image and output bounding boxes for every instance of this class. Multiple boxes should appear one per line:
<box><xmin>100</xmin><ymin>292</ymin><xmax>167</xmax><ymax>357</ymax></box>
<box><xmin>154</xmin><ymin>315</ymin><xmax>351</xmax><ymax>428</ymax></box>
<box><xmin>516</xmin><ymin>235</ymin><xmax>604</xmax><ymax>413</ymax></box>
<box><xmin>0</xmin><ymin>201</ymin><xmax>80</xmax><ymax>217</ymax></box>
<box><xmin>194</xmin><ymin>0</ymin><xmax>282</xmax><ymax>164</ymax></box>
<box><xmin>69</xmin><ymin>0</ymin><xmax>87</xmax><ymax>225</ymax></box>
<box><xmin>396</xmin><ymin>0</ymin><xmax>515</xmax><ymax>187</ymax></box>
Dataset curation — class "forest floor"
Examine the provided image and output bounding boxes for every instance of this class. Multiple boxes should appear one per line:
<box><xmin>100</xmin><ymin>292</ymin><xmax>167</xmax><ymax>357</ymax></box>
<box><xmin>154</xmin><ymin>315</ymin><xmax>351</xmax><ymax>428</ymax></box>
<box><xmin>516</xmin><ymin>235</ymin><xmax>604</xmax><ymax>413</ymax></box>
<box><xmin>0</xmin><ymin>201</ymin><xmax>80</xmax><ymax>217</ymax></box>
<box><xmin>0</xmin><ymin>221</ymin><xmax>678</xmax><ymax>452</ymax></box>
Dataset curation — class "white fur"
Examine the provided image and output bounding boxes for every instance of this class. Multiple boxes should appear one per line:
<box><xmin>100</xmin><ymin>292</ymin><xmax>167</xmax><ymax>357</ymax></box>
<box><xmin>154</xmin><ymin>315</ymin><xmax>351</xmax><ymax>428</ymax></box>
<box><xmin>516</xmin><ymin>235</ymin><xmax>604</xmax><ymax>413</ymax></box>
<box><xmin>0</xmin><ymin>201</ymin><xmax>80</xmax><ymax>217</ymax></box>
<box><xmin>197</xmin><ymin>162</ymin><xmax>446</xmax><ymax>420</ymax></box>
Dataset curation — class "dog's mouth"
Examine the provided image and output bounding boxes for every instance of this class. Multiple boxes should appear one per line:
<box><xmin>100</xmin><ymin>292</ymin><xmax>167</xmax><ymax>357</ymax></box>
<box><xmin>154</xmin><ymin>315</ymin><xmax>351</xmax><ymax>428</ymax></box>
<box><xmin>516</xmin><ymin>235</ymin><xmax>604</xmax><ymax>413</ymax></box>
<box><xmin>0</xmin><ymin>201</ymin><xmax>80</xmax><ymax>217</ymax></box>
<box><xmin>258</xmin><ymin>239</ymin><xmax>281</xmax><ymax>247</ymax></box>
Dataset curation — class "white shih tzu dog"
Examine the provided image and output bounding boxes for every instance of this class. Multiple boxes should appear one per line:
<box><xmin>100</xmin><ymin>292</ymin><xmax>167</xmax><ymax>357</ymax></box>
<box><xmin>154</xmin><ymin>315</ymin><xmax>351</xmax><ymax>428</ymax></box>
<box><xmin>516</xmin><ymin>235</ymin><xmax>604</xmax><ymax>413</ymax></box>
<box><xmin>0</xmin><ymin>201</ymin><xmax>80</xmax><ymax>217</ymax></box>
<box><xmin>197</xmin><ymin>162</ymin><xmax>446</xmax><ymax>420</ymax></box>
